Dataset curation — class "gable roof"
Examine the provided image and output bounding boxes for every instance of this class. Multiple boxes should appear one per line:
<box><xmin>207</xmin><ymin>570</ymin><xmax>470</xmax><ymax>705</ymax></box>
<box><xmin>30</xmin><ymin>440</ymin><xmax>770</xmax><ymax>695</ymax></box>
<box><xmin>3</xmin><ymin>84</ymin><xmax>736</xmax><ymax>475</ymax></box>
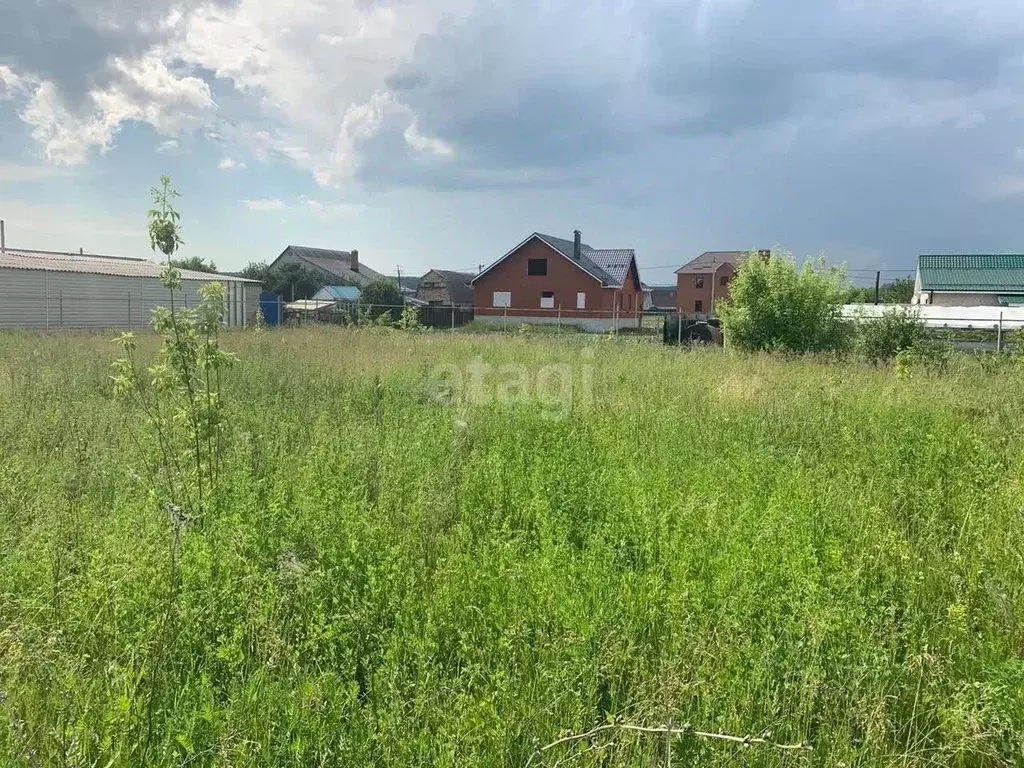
<box><xmin>918</xmin><ymin>254</ymin><xmax>1024</xmax><ymax>292</ymax></box>
<box><xmin>472</xmin><ymin>233</ymin><xmax>637</xmax><ymax>288</ymax></box>
<box><xmin>0</xmin><ymin>248</ymin><xmax>257</xmax><ymax>282</ymax></box>
<box><xmin>274</xmin><ymin>245</ymin><xmax>384</xmax><ymax>287</ymax></box>
<box><xmin>675</xmin><ymin>251</ymin><xmax>749</xmax><ymax>275</ymax></box>
<box><xmin>423</xmin><ymin>269</ymin><xmax>475</xmax><ymax>304</ymax></box>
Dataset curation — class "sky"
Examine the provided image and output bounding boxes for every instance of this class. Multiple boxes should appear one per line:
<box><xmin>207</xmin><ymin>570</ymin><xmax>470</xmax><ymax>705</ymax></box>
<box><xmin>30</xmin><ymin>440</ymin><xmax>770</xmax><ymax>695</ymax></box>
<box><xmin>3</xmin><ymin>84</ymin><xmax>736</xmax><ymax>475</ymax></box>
<box><xmin>1</xmin><ymin>0</ymin><xmax>1023</xmax><ymax>286</ymax></box>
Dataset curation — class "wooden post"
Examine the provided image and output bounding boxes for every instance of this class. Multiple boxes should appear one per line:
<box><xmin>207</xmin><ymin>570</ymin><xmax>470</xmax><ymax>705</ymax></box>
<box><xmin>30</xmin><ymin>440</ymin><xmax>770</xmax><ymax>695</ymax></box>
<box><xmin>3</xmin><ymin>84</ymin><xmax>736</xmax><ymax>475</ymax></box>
<box><xmin>59</xmin><ymin>290</ymin><xmax>64</xmax><ymax>327</ymax></box>
<box><xmin>503</xmin><ymin>307</ymin><xmax>507</xmax><ymax>333</ymax></box>
<box><xmin>557</xmin><ymin>304</ymin><xmax>561</xmax><ymax>334</ymax></box>
<box><xmin>127</xmin><ymin>291</ymin><xmax>132</xmax><ymax>328</ymax></box>
<box><xmin>451</xmin><ymin>302</ymin><xmax>455</xmax><ymax>331</ymax></box>
<box><xmin>998</xmin><ymin>311</ymin><xmax>1003</xmax><ymax>353</ymax></box>
<box><xmin>677</xmin><ymin>311</ymin><xmax>682</xmax><ymax>345</ymax></box>
<box><xmin>874</xmin><ymin>271</ymin><xmax>881</xmax><ymax>305</ymax></box>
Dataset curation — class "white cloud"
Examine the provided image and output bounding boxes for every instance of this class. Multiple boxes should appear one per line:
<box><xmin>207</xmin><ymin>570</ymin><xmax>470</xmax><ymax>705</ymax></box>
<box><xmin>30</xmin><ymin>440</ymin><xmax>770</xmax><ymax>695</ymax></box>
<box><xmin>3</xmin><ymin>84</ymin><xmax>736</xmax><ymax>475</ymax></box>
<box><xmin>156</xmin><ymin>139</ymin><xmax>179</xmax><ymax>153</ymax></box>
<box><xmin>18</xmin><ymin>55</ymin><xmax>213</xmax><ymax>164</ymax></box>
<box><xmin>218</xmin><ymin>156</ymin><xmax>245</xmax><ymax>170</ymax></box>
<box><xmin>172</xmin><ymin>0</ymin><xmax>472</xmax><ymax>185</ymax></box>
<box><xmin>0</xmin><ymin>66</ymin><xmax>25</xmax><ymax>100</ymax></box>
<box><xmin>404</xmin><ymin>120</ymin><xmax>454</xmax><ymax>157</ymax></box>
<box><xmin>241</xmin><ymin>198</ymin><xmax>285</xmax><ymax>211</ymax></box>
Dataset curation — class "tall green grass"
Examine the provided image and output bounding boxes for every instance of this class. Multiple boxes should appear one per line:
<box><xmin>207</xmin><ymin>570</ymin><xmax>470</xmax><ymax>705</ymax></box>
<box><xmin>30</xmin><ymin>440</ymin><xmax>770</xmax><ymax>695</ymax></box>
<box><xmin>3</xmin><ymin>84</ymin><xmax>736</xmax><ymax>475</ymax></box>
<box><xmin>0</xmin><ymin>328</ymin><xmax>1021</xmax><ymax>766</ymax></box>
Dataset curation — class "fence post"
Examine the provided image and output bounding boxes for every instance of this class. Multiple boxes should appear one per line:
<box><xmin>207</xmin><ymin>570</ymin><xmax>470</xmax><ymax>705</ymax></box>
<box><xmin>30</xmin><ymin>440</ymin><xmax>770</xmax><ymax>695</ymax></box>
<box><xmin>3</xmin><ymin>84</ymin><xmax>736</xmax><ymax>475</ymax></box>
<box><xmin>451</xmin><ymin>302</ymin><xmax>455</xmax><ymax>331</ymax></box>
<box><xmin>127</xmin><ymin>291</ymin><xmax>132</xmax><ymax>328</ymax></box>
<box><xmin>503</xmin><ymin>307</ymin><xmax>507</xmax><ymax>333</ymax></box>
<box><xmin>279</xmin><ymin>296</ymin><xmax>284</xmax><ymax>327</ymax></box>
<box><xmin>677</xmin><ymin>311</ymin><xmax>682</xmax><ymax>345</ymax></box>
<box><xmin>998</xmin><ymin>311</ymin><xmax>1003</xmax><ymax>353</ymax></box>
<box><xmin>59</xmin><ymin>290</ymin><xmax>64</xmax><ymax>327</ymax></box>
<box><xmin>557</xmin><ymin>304</ymin><xmax>561</xmax><ymax>334</ymax></box>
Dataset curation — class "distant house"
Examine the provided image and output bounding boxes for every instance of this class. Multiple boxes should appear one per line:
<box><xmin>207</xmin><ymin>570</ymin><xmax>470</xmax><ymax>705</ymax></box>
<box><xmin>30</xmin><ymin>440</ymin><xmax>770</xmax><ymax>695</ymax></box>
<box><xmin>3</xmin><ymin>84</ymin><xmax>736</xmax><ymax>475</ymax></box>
<box><xmin>270</xmin><ymin>245</ymin><xmax>385</xmax><ymax>287</ymax></box>
<box><xmin>675</xmin><ymin>250</ymin><xmax>768</xmax><ymax>314</ymax></box>
<box><xmin>312</xmin><ymin>285</ymin><xmax>361</xmax><ymax>303</ymax></box>
<box><xmin>914</xmin><ymin>255</ymin><xmax>1024</xmax><ymax>307</ymax></box>
<box><xmin>471</xmin><ymin>231</ymin><xmax>643</xmax><ymax>332</ymax></box>
<box><xmin>416</xmin><ymin>269</ymin><xmax>475</xmax><ymax>307</ymax></box>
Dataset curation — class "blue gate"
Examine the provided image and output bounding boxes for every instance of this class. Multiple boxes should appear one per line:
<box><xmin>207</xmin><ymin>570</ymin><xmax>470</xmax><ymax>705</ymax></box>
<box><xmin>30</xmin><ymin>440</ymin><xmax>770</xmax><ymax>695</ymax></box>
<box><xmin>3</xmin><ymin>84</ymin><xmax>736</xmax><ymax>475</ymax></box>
<box><xmin>259</xmin><ymin>292</ymin><xmax>282</xmax><ymax>326</ymax></box>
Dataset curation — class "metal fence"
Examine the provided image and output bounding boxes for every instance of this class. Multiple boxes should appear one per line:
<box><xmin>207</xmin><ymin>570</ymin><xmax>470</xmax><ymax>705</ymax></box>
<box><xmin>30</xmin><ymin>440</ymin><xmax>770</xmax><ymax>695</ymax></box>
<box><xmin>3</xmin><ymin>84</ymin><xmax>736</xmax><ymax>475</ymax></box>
<box><xmin>0</xmin><ymin>287</ymin><xmax>254</xmax><ymax>329</ymax></box>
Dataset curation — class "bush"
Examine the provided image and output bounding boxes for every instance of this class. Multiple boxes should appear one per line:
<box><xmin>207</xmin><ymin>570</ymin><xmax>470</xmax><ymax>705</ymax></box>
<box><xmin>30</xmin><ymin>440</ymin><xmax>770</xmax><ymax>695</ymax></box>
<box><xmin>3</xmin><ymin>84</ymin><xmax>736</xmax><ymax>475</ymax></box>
<box><xmin>718</xmin><ymin>250</ymin><xmax>854</xmax><ymax>353</ymax></box>
<box><xmin>857</xmin><ymin>308</ymin><xmax>926</xmax><ymax>362</ymax></box>
<box><xmin>360</xmin><ymin>278</ymin><xmax>404</xmax><ymax>321</ymax></box>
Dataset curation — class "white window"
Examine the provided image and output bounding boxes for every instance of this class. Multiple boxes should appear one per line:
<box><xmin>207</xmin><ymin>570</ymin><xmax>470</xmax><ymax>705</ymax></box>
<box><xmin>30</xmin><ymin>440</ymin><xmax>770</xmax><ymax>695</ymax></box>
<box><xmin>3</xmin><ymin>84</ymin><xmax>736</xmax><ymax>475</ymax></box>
<box><xmin>492</xmin><ymin>291</ymin><xmax>511</xmax><ymax>308</ymax></box>
<box><xmin>540</xmin><ymin>291</ymin><xmax>555</xmax><ymax>309</ymax></box>
<box><xmin>576</xmin><ymin>292</ymin><xmax>586</xmax><ymax>309</ymax></box>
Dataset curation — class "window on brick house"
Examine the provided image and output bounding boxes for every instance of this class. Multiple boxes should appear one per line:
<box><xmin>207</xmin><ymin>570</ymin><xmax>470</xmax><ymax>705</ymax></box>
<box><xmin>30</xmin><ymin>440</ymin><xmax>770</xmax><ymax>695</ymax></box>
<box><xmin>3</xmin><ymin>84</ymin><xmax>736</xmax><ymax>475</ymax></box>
<box><xmin>695</xmin><ymin>276</ymin><xmax>704</xmax><ymax>289</ymax></box>
<box><xmin>540</xmin><ymin>291</ymin><xmax>555</xmax><ymax>309</ymax></box>
<box><xmin>527</xmin><ymin>258</ymin><xmax>547</xmax><ymax>276</ymax></box>
<box><xmin>720</xmin><ymin>274</ymin><xmax>730</xmax><ymax>286</ymax></box>
<box><xmin>694</xmin><ymin>300</ymin><xmax>703</xmax><ymax>312</ymax></box>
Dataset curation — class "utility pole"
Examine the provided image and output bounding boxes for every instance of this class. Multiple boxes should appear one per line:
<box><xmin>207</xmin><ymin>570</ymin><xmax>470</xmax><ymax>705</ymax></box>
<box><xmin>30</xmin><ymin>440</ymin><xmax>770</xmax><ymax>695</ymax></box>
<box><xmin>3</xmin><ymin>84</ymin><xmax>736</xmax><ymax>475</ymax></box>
<box><xmin>874</xmin><ymin>270</ymin><xmax>881</xmax><ymax>305</ymax></box>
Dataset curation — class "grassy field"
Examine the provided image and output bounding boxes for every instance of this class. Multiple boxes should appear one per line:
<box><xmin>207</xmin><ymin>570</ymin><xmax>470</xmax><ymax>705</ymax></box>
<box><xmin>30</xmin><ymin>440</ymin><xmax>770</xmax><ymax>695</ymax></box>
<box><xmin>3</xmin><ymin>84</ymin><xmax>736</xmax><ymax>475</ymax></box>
<box><xmin>0</xmin><ymin>327</ymin><xmax>1022</xmax><ymax>766</ymax></box>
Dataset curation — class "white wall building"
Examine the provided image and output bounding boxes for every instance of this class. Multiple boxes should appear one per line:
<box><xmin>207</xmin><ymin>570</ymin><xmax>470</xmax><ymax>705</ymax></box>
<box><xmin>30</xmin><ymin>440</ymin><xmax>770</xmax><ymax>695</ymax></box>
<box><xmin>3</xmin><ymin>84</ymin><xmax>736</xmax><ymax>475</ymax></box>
<box><xmin>0</xmin><ymin>248</ymin><xmax>258</xmax><ymax>329</ymax></box>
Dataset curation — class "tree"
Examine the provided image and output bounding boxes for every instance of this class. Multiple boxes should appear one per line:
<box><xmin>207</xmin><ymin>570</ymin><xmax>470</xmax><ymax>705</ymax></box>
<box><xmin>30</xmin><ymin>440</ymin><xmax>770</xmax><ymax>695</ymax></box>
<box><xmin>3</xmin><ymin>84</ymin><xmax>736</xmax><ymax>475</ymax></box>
<box><xmin>360</xmin><ymin>278</ymin><xmax>404</xmax><ymax>321</ymax></box>
<box><xmin>844</xmin><ymin>276</ymin><xmax>914</xmax><ymax>304</ymax></box>
<box><xmin>170</xmin><ymin>256</ymin><xmax>218</xmax><ymax>273</ymax></box>
<box><xmin>717</xmin><ymin>250</ymin><xmax>854</xmax><ymax>353</ymax></box>
<box><xmin>239</xmin><ymin>261</ymin><xmax>325</xmax><ymax>299</ymax></box>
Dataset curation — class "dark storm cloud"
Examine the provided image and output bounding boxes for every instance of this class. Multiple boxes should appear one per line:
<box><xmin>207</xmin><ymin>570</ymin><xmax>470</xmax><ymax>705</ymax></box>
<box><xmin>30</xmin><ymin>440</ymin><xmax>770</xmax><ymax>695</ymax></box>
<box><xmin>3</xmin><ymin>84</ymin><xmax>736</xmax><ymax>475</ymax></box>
<box><xmin>645</xmin><ymin>0</ymin><xmax>1024</xmax><ymax>136</ymax></box>
<box><xmin>390</xmin><ymin>0</ymin><xmax>1024</xmax><ymax>165</ymax></box>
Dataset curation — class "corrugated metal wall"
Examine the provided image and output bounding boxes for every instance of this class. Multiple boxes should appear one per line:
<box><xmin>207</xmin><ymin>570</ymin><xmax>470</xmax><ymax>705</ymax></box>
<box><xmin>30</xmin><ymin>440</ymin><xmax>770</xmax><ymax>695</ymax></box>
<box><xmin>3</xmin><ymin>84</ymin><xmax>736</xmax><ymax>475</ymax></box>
<box><xmin>0</xmin><ymin>269</ymin><xmax>258</xmax><ymax>329</ymax></box>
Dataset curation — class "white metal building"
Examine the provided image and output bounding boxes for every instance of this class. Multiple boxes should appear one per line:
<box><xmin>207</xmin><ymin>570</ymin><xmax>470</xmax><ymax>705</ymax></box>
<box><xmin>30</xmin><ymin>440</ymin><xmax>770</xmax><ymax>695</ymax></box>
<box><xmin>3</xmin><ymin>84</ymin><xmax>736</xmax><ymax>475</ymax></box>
<box><xmin>0</xmin><ymin>248</ymin><xmax>259</xmax><ymax>329</ymax></box>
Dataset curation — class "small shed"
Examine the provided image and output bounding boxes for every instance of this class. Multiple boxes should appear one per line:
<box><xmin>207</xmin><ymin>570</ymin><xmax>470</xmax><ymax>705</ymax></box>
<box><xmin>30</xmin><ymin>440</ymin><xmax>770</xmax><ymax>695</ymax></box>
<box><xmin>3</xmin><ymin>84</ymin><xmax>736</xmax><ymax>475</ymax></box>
<box><xmin>914</xmin><ymin>255</ymin><xmax>1024</xmax><ymax>307</ymax></box>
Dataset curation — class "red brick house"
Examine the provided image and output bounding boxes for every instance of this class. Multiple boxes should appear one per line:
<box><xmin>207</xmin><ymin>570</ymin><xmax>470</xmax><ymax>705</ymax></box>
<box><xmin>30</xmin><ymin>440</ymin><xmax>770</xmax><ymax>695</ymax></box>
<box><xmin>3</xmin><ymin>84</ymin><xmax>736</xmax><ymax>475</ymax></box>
<box><xmin>471</xmin><ymin>232</ymin><xmax>643</xmax><ymax>331</ymax></box>
<box><xmin>675</xmin><ymin>250</ymin><xmax>769</xmax><ymax>314</ymax></box>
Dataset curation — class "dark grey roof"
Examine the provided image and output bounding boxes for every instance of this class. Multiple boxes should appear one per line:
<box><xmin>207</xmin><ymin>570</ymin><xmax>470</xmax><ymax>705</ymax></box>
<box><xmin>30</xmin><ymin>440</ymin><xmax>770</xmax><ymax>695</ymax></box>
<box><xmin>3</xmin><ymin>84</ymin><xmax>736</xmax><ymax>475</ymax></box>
<box><xmin>472</xmin><ymin>232</ymin><xmax>639</xmax><ymax>289</ymax></box>
<box><xmin>585</xmin><ymin>248</ymin><xmax>636</xmax><ymax>287</ymax></box>
<box><xmin>277</xmin><ymin>245</ymin><xmax>385</xmax><ymax>287</ymax></box>
<box><xmin>675</xmin><ymin>251</ymin><xmax>749</xmax><ymax>275</ymax></box>
<box><xmin>648</xmin><ymin>285</ymin><xmax>677</xmax><ymax>308</ymax></box>
<box><xmin>437</xmin><ymin>270</ymin><xmax>475</xmax><ymax>304</ymax></box>
<box><xmin>533</xmin><ymin>233</ymin><xmax>623</xmax><ymax>287</ymax></box>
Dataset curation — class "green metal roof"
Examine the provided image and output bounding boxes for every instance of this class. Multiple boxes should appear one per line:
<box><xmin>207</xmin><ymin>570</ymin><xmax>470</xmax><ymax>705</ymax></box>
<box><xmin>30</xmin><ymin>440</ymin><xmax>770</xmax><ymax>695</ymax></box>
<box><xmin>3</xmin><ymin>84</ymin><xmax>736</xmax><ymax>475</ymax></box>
<box><xmin>918</xmin><ymin>254</ymin><xmax>1024</xmax><ymax>291</ymax></box>
<box><xmin>998</xmin><ymin>295</ymin><xmax>1024</xmax><ymax>306</ymax></box>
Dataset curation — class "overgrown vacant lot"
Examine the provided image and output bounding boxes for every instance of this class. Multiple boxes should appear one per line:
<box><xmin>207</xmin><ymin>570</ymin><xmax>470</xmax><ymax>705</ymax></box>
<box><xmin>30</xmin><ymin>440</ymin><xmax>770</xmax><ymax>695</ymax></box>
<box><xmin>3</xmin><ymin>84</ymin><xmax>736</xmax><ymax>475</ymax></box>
<box><xmin>1</xmin><ymin>328</ymin><xmax>1022</xmax><ymax>767</ymax></box>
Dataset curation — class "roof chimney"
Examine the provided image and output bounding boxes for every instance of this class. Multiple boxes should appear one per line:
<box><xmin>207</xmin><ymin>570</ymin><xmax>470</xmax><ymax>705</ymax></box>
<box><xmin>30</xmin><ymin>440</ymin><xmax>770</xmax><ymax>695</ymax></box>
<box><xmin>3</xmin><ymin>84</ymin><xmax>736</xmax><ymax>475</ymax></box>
<box><xmin>350</xmin><ymin>248</ymin><xmax>359</xmax><ymax>272</ymax></box>
<box><xmin>573</xmin><ymin>229</ymin><xmax>581</xmax><ymax>260</ymax></box>
<box><xmin>0</xmin><ymin>220</ymin><xmax>5</xmax><ymax>253</ymax></box>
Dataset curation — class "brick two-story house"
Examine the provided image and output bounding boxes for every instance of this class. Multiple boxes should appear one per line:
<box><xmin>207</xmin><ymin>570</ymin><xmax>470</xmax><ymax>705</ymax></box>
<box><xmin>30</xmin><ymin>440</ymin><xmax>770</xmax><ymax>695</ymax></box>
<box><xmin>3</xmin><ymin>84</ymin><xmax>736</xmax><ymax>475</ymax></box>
<box><xmin>471</xmin><ymin>231</ymin><xmax>643</xmax><ymax>331</ymax></box>
<box><xmin>675</xmin><ymin>250</ymin><xmax>769</xmax><ymax>314</ymax></box>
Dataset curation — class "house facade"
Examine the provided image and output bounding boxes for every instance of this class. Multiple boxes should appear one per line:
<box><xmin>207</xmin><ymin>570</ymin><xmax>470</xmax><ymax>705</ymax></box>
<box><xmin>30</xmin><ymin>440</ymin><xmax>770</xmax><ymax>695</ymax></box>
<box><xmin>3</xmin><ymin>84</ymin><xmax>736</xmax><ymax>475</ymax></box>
<box><xmin>675</xmin><ymin>250</ymin><xmax>768</xmax><ymax>314</ymax></box>
<box><xmin>471</xmin><ymin>232</ymin><xmax>643</xmax><ymax>331</ymax></box>
<box><xmin>914</xmin><ymin>254</ymin><xmax>1024</xmax><ymax>307</ymax></box>
<box><xmin>416</xmin><ymin>270</ymin><xmax>475</xmax><ymax>306</ymax></box>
